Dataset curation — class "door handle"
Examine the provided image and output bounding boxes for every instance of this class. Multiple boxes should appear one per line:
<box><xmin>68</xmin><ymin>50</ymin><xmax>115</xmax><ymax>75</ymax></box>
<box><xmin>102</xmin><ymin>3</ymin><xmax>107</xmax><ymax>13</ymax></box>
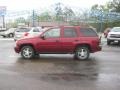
<box><xmin>75</xmin><ymin>40</ymin><xmax>79</xmax><ymax>42</ymax></box>
<box><xmin>55</xmin><ymin>40</ymin><xmax>59</xmax><ymax>42</ymax></box>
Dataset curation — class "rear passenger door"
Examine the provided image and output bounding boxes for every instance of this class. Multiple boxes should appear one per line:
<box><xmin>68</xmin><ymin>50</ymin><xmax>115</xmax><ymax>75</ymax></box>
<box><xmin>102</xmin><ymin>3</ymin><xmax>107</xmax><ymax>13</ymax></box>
<box><xmin>60</xmin><ymin>27</ymin><xmax>78</xmax><ymax>53</ymax></box>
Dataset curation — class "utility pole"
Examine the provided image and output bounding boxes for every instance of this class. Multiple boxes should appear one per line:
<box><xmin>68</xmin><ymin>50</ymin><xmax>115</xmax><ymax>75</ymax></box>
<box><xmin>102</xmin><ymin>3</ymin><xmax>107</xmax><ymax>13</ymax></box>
<box><xmin>0</xmin><ymin>6</ymin><xmax>6</xmax><ymax>28</ymax></box>
<box><xmin>100</xmin><ymin>11</ymin><xmax>103</xmax><ymax>33</ymax></box>
<box><xmin>32</xmin><ymin>10</ymin><xmax>35</xmax><ymax>27</ymax></box>
<box><xmin>2</xmin><ymin>15</ymin><xmax>5</xmax><ymax>28</ymax></box>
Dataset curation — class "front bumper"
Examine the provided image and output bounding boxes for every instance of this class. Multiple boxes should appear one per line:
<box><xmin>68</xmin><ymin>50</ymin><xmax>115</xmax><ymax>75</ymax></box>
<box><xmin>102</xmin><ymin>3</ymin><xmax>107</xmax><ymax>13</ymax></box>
<box><xmin>14</xmin><ymin>46</ymin><xmax>20</xmax><ymax>53</ymax></box>
<box><xmin>91</xmin><ymin>45</ymin><xmax>102</xmax><ymax>53</ymax></box>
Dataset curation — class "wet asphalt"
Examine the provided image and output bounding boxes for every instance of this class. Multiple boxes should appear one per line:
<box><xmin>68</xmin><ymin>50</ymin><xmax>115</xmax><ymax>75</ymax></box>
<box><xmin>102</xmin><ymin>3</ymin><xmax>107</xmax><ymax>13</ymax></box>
<box><xmin>0</xmin><ymin>38</ymin><xmax>120</xmax><ymax>90</ymax></box>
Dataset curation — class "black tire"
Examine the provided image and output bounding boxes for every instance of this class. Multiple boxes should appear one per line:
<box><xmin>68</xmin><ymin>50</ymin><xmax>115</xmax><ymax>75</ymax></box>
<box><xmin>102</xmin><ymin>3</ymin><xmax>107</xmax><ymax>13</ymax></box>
<box><xmin>74</xmin><ymin>46</ymin><xmax>90</xmax><ymax>60</ymax></box>
<box><xmin>14</xmin><ymin>39</ymin><xmax>16</xmax><ymax>42</ymax></box>
<box><xmin>107</xmin><ymin>40</ymin><xmax>111</xmax><ymax>45</ymax></box>
<box><xmin>21</xmin><ymin>46</ymin><xmax>35</xmax><ymax>59</ymax></box>
<box><xmin>118</xmin><ymin>41</ymin><xmax>120</xmax><ymax>45</ymax></box>
<box><xmin>34</xmin><ymin>53</ymin><xmax>40</xmax><ymax>58</ymax></box>
<box><xmin>8</xmin><ymin>33</ymin><xmax>14</xmax><ymax>38</ymax></box>
<box><xmin>2</xmin><ymin>36</ymin><xmax>6</xmax><ymax>38</ymax></box>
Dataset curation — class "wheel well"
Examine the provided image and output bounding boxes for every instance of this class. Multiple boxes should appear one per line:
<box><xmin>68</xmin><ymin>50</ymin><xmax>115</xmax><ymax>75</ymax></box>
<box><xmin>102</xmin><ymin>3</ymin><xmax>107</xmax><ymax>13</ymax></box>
<box><xmin>20</xmin><ymin>44</ymin><xmax>35</xmax><ymax>51</ymax></box>
<box><xmin>75</xmin><ymin>44</ymin><xmax>91</xmax><ymax>52</ymax></box>
<box><xmin>9</xmin><ymin>33</ymin><xmax>13</xmax><ymax>34</ymax></box>
<box><xmin>8</xmin><ymin>33</ymin><xmax>14</xmax><ymax>37</ymax></box>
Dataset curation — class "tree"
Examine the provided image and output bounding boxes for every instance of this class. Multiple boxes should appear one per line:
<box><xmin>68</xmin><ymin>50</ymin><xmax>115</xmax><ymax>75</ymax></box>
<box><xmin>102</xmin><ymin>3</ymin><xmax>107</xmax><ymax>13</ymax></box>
<box><xmin>37</xmin><ymin>12</ymin><xmax>52</xmax><ymax>22</ymax></box>
<box><xmin>91</xmin><ymin>4</ymin><xmax>109</xmax><ymax>12</ymax></box>
<box><xmin>54</xmin><ymin>2</ymin><xmax>63</xmax><ymax>16</ymax></box>
<box><xmin>54</xmin><ymin>2</ymin><xmax>64</xmax><ymax>21</ymax></box>
<box><xmin>15</xmin><ymin>17</ymin><xmax>26</xmax><ymax>23</ymax></box>
<box><xmin>63</xmin><ymin>7</ymin><xmax>75</xmax><ymax>22</ymax></box>
<box><xmin>108</xmin><ymin>0</ymin><xmax>120</xmax><ymax>12</ymax></box>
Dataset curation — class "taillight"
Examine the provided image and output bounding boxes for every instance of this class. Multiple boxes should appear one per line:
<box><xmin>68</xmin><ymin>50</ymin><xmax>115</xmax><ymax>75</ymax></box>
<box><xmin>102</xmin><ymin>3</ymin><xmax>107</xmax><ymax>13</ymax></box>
<box><xmin>24</xmin><ymin>32</ymin><xmax>29</xmax><ymax>36</ymax></box>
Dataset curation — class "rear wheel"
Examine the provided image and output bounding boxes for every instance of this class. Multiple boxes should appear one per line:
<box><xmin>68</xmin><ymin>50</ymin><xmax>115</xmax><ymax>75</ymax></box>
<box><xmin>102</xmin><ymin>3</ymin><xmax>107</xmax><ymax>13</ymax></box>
<box><xmin>74</xmin><ymin>46</ymin><xmax>90</xmax><ymax>60</ymax></box>
<box><xmin>8</xmin><ymin>33</ymin><xmax>14</xmax><ymax>38</ymax></box>
<box><xmin>21</xmin><ymin>46</ymin><xmax>35</xmax><ymax>59</ymax></box>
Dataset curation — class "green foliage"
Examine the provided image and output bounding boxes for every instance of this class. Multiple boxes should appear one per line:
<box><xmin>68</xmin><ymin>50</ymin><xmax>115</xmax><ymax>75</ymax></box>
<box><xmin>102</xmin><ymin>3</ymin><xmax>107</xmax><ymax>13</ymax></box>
<box><xmin>89</xmin><ymin>21</ymin><xmax>120</xmax><ymax>32</ymax></box>
<box><xmin>37</xmin><ymin>12</ymin><xmax>52</xmax><ymax>22</ymax></box>
<box><xmin>15</xmin><ymin>17</ymin><xmax>26</xmax><ymax>23</ymax></box>
<box><xmin>55</xmin><ymin>3</ymin><xmax>63</xmax><ymax>15</ymax></box>
<box><xmin>91</xmin><ymin>4</ymin><xmax>110</xmax><ymax>12</ymax></box>
<box><xmin>90</xmin><ymin>0</ymin><xmax>120</xmax><ymax>32</ymax></box>
<box><xmin>108</xmin><ymin>0</ymin><xmax>120</xmax><ymax>12</ymax></box>
<box><xmin>6</xmin><ymin>22</ymin><xmax>17</xmax><ymax>28</ymax></box>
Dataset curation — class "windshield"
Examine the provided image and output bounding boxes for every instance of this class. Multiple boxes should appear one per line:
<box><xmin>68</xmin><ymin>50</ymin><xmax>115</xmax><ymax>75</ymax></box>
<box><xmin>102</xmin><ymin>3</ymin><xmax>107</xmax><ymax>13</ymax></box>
<box><xmin>16</xmin><ymin>28</ymin><xmax>30</xmax><ymax>32</ymax></box>
<box><xmin>111</xmin><ymin>27</ymin><xmax>120</xmax><ymax>32</ymax></box>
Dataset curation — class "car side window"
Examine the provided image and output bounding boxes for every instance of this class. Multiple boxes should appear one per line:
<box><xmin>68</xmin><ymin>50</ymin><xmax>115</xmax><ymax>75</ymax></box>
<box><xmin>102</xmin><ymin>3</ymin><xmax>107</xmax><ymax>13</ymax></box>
<box><xmin>80</xmin><ymin>28</ymin><xmax>98</xmax><ymax>37</ymax></box>
<box><xmin>33</xmin><ymin>28</ymin><xmax>40</xmax><ymax>32</ymax></box>
<box><xmin>44</xmin><ymin>28</ymin><xmax>60</xmax><ymax>38</ymax></box>
<box><xmin>64</xmin><ymin>28</ymin><xmax>77</xmax><ymax>37</ymax></box>
<box><xmin>16</xmin><ymin>28</ymin><xmax>30</xmax><ymax>32</ymax></box>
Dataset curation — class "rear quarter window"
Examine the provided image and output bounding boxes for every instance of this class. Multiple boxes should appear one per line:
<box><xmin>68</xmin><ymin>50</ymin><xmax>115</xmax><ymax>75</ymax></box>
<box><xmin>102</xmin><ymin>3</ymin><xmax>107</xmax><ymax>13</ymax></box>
<box><xmin>80</xmin><ymin>28</ymin><xmax>98</xmax><ymax>37</ymax></box>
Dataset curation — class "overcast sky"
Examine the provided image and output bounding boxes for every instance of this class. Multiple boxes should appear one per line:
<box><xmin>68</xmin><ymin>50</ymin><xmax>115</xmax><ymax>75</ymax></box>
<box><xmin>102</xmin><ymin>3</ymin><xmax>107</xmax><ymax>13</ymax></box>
<box><xmin>0</xmin><ymin>0</ymin><xmax>111</xmax><ymax>11</ymax></box>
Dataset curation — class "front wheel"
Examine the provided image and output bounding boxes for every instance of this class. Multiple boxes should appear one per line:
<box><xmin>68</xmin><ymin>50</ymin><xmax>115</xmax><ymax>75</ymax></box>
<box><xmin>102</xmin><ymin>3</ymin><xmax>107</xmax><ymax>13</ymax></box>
<box><xmin>74</xmin><ymin>46</ymin><xmax>90</xmax><ymax>60</ymax></box>
<box><xmin>107</xmin><ymin>40</ymin><xmax>111</xmax><ymax>45</ymax></box>
<box><xmin>21</xmin><ymin>46</ymin><xmax>35</xmax><ymax>59</ymax></box>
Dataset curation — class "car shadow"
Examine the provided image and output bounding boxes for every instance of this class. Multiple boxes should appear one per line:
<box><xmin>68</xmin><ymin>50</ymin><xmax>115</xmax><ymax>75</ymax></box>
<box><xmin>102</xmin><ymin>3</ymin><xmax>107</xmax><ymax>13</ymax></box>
<box><xmin>16</xmin><ymin>54</ymin><xmax>97</xmax><ymax>63</ymax></box>
<box><xmin>108</xmin><ymin>42</ymin><xmax>120</xmax><ymax>47</ymax></box>
<box><xmin>15</xmin><ymin>55</ymin><xmax>100</xmax><ymax>84</ymax></box>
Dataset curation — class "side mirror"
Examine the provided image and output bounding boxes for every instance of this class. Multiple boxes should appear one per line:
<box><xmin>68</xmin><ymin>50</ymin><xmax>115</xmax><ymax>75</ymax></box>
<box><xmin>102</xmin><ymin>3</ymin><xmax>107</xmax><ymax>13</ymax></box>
<box><xmin>40</xmin><ymin>35</ymin><xmax>45</xmax><ymax>40</ymax></box>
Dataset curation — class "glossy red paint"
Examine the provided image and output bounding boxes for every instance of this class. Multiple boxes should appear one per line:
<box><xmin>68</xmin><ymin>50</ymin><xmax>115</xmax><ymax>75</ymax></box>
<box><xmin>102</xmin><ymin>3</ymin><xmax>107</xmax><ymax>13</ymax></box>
<box><xmin>14</xmin><ymin>26</ymin><xmax>101</xmax><ymax>54</ymax></box>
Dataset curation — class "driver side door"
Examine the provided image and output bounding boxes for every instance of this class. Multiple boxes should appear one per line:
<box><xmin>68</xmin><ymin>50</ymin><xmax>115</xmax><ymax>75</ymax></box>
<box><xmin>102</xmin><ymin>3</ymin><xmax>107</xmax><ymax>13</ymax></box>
<box><xmin>38</xmin><ymin>28</ymin><xmax>61</xmax><ymax>53</ymax></box>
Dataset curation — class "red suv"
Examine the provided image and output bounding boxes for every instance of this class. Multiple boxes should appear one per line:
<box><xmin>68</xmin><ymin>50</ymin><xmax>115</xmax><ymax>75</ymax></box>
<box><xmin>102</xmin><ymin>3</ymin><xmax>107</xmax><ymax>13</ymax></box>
<box><xmin>14</xmin><ymin>26</ymin><xmax>101</xmax><ymax>60</ymax></box>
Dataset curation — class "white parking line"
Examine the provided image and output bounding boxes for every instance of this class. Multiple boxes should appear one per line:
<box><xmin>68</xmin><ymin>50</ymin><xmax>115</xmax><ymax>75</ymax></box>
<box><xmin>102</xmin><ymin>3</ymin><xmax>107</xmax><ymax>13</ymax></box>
<box><xmin>0</xmin><ymin>38</ymin><xmax>14</xmax><ymax>41</ymax></box>
<box><xmin>9</xmin><ymin>55</ymin><xmax>18</xmax><ymax>58</ymax></box>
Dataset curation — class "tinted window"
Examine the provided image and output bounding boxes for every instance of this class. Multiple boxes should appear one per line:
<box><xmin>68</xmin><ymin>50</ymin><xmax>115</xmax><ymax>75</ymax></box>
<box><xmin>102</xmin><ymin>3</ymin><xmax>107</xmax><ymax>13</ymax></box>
<box><xmin>33</xmin><ymin>28</ymin><xmax>40</xmax><ymax>32</ymax></box>
<box><xmin>111</xmin><ymin>27</ymin><xmax>120</xmax><ymax>32</ymax></box>
<box><xmin>44</xmin><ymin>28</ymin><xmax>60</xmax><ymax>38</ymax></box>
<box><xmin>16</xmin><ymin>28</ymin><xmax>30</xmax><ymax>32</ymax></box>
<box><xmin>80</xmin><ymin>28</ymin><xmax>98</xmax><ymax>37</ymax></box>
<box><xmin>64</xmin><ymin>28</ymin><xmax>77</xmax><ymax>37</ymax></box>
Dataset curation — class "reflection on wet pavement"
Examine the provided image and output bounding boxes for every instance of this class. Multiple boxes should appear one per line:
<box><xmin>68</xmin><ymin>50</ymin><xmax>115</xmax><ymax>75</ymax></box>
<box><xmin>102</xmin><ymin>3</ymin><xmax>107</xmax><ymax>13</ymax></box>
<box><xmin>0</xmin><ymin>40</ymin><xmax>120</xmax><ymax>90</ymax></box>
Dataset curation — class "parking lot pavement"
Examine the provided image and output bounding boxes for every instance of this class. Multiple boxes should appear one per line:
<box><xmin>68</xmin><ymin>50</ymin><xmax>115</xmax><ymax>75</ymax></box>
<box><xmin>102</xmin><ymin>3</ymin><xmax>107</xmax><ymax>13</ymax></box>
<box><xmin>0</xmin><ymin>38</ymin><xmax>13</xmax><ymax>41</ymax></box>
<box><xmin>0</xmin><ymin>38</ymin><xmax>120</xmax><ymax>90</ymax></box>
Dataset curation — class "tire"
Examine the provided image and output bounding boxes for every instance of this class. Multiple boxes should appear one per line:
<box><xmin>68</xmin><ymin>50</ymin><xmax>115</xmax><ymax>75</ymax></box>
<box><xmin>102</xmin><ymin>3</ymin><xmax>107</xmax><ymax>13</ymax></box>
<box><xmin>107</xmin><ymin>40</ymin><xmax>111</xmax><ymax>45</ymax></box>
<box><xmin>2</xmin><ymin>36</ymin><xmax>6</xmax><ymax>38</ymax></box>
<box><xmin>14</xmin><ymin>39</ymin><xmax>16</xmax><ymax>42</ymax></box>
<box><xmin>74</xmin><ymin>46</ymin><xmax>90</xmax><ymax>60</ymax></box>
<box><xmin>118</xmin><ymin>41</ymin><xmax>120</xmax><ymax>45</ymax></box>
<box><xmin>21</xmin><ymin>46</ymin><xmax>35</xmax><ymax>59</ymax></box>
<box><xmin>8</xmin><ymin>33</ymin><xmax>14</xmax><ymax>38</ymax></box>
<box><xmin>34</xmin><ymin>53</ymin><xmax>40</xmax><ymax>58</ymax></box>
